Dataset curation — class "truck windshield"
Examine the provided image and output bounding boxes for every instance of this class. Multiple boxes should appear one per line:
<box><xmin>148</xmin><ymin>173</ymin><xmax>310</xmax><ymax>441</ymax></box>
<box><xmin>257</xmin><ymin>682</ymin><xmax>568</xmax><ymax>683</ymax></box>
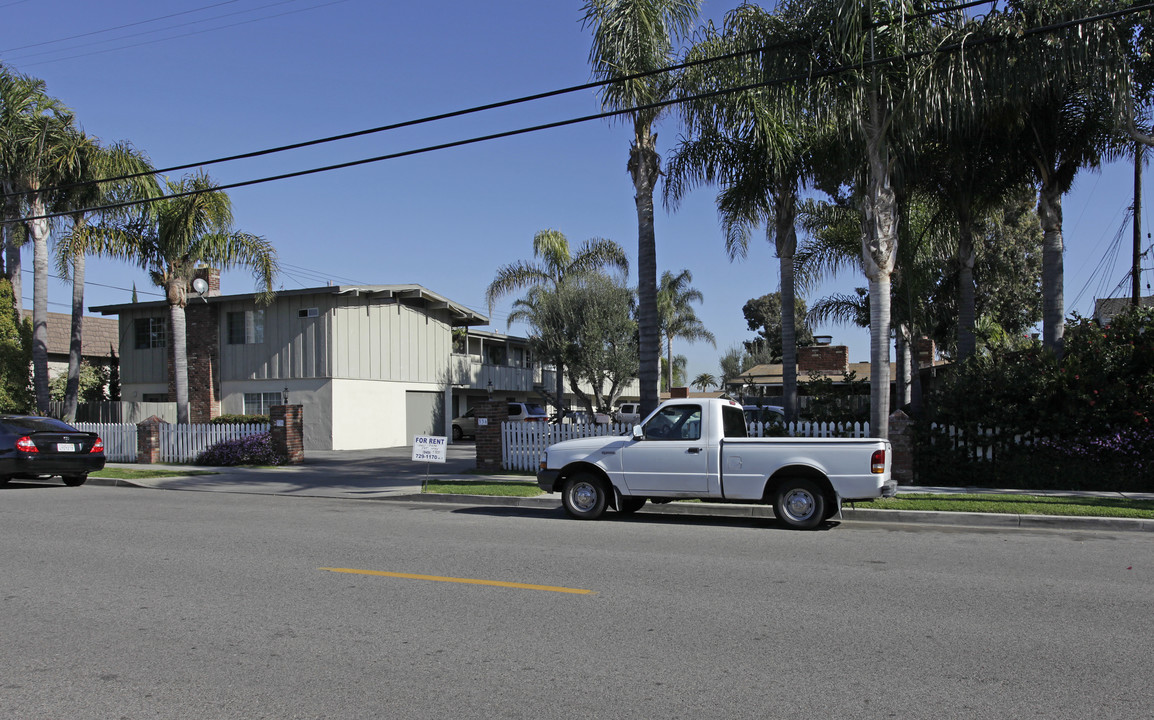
<box><xmin>722</xmin><ymin>406</ymin><xmax>748</xmax><ymax>438</ymax></box>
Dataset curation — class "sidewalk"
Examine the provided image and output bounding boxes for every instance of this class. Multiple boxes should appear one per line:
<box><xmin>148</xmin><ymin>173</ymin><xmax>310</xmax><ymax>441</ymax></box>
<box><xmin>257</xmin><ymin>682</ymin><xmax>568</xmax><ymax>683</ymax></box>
<box><xmin>87</xmin><ymin>446</ymin><xmax>1154</xmax><ymax>533</ymax></box>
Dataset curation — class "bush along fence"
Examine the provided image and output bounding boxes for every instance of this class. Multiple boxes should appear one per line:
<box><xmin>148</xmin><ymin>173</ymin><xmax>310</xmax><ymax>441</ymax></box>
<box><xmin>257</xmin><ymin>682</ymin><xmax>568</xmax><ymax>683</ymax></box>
<box><xmin>500</xmin><ymin>419</ymin><xmax>872</xmax><ymax>473</ymax></box>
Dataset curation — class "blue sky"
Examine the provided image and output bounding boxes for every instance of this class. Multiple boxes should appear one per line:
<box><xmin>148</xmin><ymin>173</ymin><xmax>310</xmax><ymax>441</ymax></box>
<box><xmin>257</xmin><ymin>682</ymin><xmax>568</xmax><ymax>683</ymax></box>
<box><xmin>1</xmin><ymin>0</ymin><xmax>1148</xmax><ymax>382</ymax></box>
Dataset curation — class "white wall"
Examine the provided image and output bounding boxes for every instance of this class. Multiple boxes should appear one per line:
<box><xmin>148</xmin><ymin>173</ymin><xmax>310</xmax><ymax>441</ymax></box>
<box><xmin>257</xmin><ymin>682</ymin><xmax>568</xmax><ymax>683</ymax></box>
<box><xmin>221</xmin><ymin>379</ymin><xmax>333</xmax><ymax>451</ymax></box>
<box><xmin>330</xmin><ymin>378</ymin><xmax>450</xmax><ymax>450</ymax></box>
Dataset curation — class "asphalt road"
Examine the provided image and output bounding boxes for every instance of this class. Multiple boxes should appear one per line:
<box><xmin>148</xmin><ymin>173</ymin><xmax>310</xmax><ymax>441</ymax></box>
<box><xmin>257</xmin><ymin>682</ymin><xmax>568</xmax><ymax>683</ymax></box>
<box><xmin>2</xmin><ymin>484</ymin><xmax>1151</xmax><ymax>719</ymax></box>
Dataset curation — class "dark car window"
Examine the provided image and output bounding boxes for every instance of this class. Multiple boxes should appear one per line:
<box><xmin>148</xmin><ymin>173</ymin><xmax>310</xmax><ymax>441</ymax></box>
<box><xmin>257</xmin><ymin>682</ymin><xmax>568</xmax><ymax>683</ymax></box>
<box><xmin>0</xmin><ymin>416</ymin><xmax>78</xmax><ymax>434</ymax></box>
<box><xmin>723</xmin><ymin>406</ymin><xmax>748</xmax><ymax>438</ymax></box>
<box><xmin>643</xmin><ymin>405</ymin><xmax>702</xmax><ymax>441</ymax></box>
<box><xmin>507</xmin><ymin>404</ymin><xmax>522</xmax><ymax>417</ymax></box>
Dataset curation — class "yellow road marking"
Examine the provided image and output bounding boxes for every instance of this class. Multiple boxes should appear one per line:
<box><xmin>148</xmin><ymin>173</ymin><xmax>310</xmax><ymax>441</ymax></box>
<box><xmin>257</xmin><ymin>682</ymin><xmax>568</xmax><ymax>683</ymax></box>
<box><xmin>319</xmin><ymin>567</ymin><xmax>595</xmax><ymax>595</ymax></box>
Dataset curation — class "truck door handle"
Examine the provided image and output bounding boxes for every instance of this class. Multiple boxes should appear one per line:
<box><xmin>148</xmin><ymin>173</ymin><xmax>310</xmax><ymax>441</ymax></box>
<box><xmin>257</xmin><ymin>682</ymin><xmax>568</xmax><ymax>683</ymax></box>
<box><xmin>687</xmin><ymin>447</ymin><xmax>702</xmax><ymax>454</ymax></box>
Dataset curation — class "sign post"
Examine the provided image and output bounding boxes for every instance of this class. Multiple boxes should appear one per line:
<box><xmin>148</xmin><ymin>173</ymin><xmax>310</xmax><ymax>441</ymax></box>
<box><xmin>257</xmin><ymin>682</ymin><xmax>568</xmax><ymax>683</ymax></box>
<box><xmin>412</xmin><ymin>435</ymin><xmax>447</xmax><ymax>492</ymax></box>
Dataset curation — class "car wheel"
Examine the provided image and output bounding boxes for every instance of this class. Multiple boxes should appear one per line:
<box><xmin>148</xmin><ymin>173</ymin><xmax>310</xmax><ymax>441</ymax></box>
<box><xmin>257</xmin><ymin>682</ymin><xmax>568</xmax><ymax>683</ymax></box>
<box><xmin>0</xmin><ymin>475</ymin><xmax>9</xmax><ymax>486</ymax></box>
<box><xmin>62</xmin><ymin>474</ymin><xmax>88</xmax><ymax>487</ymax></box>
<box><xmin>561</xmin><ymin>473</ymin><xmax>607</xmax><ymax>520</ymax></box>
<box><xmin>774</xmin><ymin>478</ymin><xmax>826</xmax><ymax>530</ymax></box>
<box><xmin>452</xmin><ymin>425</ymin><xmax>463</xmax><ymax>441</ymax></box>
<box><xmin>617</xmin><ymin>496</ymin><xmax>647</xmax><ymax>514</ymax></box>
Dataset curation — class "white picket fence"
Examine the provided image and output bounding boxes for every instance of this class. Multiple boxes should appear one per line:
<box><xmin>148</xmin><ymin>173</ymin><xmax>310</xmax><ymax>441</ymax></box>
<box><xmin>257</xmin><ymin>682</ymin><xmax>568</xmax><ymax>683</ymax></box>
<box><xmin>157</xmin><ymin>423</ymin><xmax>269</xmax><ymax>463</ymax></box>
<box><xmin>72</xmin><ymin>422</ymin><xmax>269</xmax><ymax>464</ymax></box>
<box><xmin>73</xmin><ymin>423</ymin><xmax>138</xmax><ymax>462</ymax></box>
<box><xmin>929</xmin><ymin>423</ymin><xmax>1040</xmax><ymax>462</ymax></box>
<box><xmin>501</xmin><ymin>419</ymin><xmax>872</xmax><ymax>472</ymax></box>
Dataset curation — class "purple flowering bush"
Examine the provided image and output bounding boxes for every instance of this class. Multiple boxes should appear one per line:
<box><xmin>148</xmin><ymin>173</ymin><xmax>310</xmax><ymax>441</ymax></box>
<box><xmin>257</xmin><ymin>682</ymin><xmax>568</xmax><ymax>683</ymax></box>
<box><xmin>195</xmin><ymin>432</ymin><xmax>284</xmax><ymax>466</ymax></box>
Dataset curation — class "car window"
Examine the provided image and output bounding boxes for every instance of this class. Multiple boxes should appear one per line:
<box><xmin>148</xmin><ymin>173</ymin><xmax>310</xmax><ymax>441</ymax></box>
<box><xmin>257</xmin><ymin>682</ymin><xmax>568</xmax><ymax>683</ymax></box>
<box><xmin>723</xmin><ymin>406</ymin><xmax>748</xmax><ymax>438</ymax></box>
<box><xmin>465</xmin><ymin>408</ymin><xmax>474</xmax><ymax>418</ymax></box>
<box><xmin>0</xmin><ymin>416</ymin><xmax>76</xmax><ymax>434</ymax></box>
<box><xmin>524</xmin><ymin>403</ymin><xmax>546</xmax><ymax>416</ymax></box>
<box><xmin>642</xmin><ymin>405</ymin><xmax>702</xmax><ymax>441</ymax></box>
<box><xmin>507</xmin><ymin>404</ymin><xmax>522</xmax><ymax>417</ymax></box>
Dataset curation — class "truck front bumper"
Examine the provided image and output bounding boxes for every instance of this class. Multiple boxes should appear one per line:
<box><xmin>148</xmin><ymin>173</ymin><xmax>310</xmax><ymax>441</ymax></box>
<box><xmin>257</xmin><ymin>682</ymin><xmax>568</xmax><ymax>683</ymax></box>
<box><xmin>537</xmin><ymin>469</ymin><xmax>561</xmax><ymax>493</ymax></box>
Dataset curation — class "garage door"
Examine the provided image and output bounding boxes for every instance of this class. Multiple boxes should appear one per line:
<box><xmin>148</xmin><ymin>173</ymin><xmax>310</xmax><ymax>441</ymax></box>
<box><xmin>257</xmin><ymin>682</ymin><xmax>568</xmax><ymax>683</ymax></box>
<box><xmin>405</xmin><ymin>390</ymin><xmax>444</xmax><ymax>440</ymax></box>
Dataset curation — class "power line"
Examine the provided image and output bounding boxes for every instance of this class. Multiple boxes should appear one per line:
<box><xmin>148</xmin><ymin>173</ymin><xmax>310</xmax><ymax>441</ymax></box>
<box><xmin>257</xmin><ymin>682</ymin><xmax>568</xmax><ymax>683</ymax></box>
<box><xmin>9</xmin><ymin>1</ymin><xmax>1147</xmax><ymax>225</ymax></box>
<box><xmin>0</xmin><ymin>0</ymin><xmax>251</xmax><ymax>53</ymax></box>
<box><xmin>1</xmin><ymin>0</ymin><xmax>997</xmax><ymax>201</ymax></box>
<box><xmin>8</xmin><ymin>0</ymin><xmax>353</xmax><ymax>69</ymax></box>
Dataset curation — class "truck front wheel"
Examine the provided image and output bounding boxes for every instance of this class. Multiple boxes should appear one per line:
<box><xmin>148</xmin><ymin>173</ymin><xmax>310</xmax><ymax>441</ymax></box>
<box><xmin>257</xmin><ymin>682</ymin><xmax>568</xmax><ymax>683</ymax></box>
<box><xmin>562</xmin><ymin>474</ymin><xmax>608</xmax><ymax>520</ymax></box>
<box><xmin>774</xmin><ymin>479</ymin><xmax>826</xmax><ymax>530</ymax></box>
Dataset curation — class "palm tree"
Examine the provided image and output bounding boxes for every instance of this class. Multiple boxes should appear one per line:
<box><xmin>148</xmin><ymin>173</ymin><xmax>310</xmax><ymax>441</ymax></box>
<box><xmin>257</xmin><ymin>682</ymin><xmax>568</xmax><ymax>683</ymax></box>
<box><xmin>669</xmin><ymin>3</ymin><xmax>819</xmax><ymax>423</ymax></box>
<box><xmin>691</xmin><ymin>372</ymin><xmax>716</xmax><ymax>392</ymax></box>
<box><xmin>486</xmin><ymin>229</ymin><xmax>628</xmax><ymax>417</ymax></box>
<box><xmin>656</xmin><ymin>269</ymin><xmax>714</xmax><ymax>392</ymax></box>
<box><xmin>75</xmin><ymin>172</ymin><xmax>276</xmax><ymax>424</ymax></box>
<box><xmin>54</xmin><ymin>139</ymin><xmax>159</xmax><ymax>421</ymax></box>
<box><xmin>0</xmin><ymin>69</ymin><xmax>84</xmax><ymax>412</ymax></box>
<box><xmin>582</xmin><ymin>0</ymin><xmax>701</xmax><ymax>418</ymax></box>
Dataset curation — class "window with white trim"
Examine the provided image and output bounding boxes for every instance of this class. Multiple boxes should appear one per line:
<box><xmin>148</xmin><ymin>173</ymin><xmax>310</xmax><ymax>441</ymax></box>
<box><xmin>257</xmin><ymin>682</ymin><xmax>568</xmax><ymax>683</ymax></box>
<box><xmin>243</xmin><ymin>392</ymin><xmax>282</xmax><ymax>415</ymax></box>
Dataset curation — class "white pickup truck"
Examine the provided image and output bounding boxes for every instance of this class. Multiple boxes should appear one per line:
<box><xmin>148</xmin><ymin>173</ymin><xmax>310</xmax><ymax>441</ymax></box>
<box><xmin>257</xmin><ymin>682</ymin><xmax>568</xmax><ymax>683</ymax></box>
<box><xmin>536</xmin><ymin>397</ymin><xmax>895</xmax><ymax>530</ymax></box>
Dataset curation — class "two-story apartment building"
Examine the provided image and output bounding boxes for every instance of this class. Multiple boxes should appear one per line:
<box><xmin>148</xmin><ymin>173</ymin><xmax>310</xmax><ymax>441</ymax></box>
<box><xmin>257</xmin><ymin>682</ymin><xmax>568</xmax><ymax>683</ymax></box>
<box><xmin>91</xmin><ymin>272</ymin><xmax>488</xmax><ymax>451</ymax></box>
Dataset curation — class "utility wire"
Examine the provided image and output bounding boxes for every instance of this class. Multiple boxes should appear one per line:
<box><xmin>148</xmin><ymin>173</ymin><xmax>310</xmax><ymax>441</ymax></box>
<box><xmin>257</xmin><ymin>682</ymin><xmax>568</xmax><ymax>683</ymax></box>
<box><xmin>2</xmin><ymin>0</ymin><xmax>997</xmax><ymax>200</ymax></box>
<box><xmin>9</xmin><ymin>1</ymin><xmax>1146</xmax><ymax>224</ymax></box>
<box><xmin>2</xmin><ymin>0</ymin><xmax>322</xmax><ymax>62</ymax></box>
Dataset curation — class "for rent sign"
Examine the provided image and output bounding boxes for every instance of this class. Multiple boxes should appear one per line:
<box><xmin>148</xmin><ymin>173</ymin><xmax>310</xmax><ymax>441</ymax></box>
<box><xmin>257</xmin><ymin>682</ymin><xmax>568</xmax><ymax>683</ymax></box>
<box><xmin>412</xmin><ymin>435</ymin><xmax>447</xmax><ymax>463</ymax></box>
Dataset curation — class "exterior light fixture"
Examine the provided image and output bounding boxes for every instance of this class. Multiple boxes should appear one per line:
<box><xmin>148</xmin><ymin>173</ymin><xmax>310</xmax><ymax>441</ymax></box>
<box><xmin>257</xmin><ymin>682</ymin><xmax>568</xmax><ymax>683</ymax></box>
<box><xmin>282</xmin><ymin>387</ymin><xmax>289</xmax><ymax>405</ymax></box>
<box><xmin>486</xmin><ymin>380</ymin><xmax>494</xmax><ymax>400</ymax></box>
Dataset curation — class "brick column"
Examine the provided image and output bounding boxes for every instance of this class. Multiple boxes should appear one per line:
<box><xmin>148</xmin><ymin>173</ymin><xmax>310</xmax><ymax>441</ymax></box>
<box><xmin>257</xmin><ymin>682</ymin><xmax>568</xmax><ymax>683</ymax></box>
<box><xmin>136</xmin><ymin>415</ymin><xmax>167</xmax><ymax>464</ymax></box>
<box><xmin>474</xmin><ymin>401</ymin><xmax>509</xmax><ymax>471</ymax></box>
<box><xmin>185</xmin><ymin>301</ymin><xmax>221</xmax><ymax>423</ymax></box>
<box><xmin>270</xmin><ymin>405</ymin><xmax>304</xmax><ymax>464</ymax></box>
<box><xmin>888</xmin><ymin>409</ymin><xmax>912</xmax><ymax>485</ymax></box>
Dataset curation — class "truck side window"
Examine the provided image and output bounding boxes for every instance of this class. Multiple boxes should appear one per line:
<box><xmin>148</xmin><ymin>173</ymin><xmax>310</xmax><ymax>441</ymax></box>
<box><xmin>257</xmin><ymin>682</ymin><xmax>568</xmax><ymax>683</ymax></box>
<box><xmin>722</xmin><ymin>406</ymin><xmax>748</xmax><ymax>438</ymax></box>
<box><xmin>643</xmin><ymin>405</ymin><xmax>702</xmax><ymax>440</ymax></box>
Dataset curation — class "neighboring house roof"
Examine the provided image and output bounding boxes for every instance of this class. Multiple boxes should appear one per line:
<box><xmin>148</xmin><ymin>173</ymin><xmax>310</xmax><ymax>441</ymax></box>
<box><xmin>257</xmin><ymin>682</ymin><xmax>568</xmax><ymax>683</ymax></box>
<box><xmin>89</xmin><ymin>283</ymin><xmax>489</xmax><ymax>326</ymax></box>
<box><xmin>29</xmin><ymin>311</ymin><xmax>120</xmax><ymax>360</ymax></box>
<box><xmin>734</xmin><ymin>361</ymin><xmax>896</xmax><ymax>386</ymax></box>
<box><xmin>1094</xmin><ymin>295</ymin><xmax>1154</xmax><ymax>324</ymax></box>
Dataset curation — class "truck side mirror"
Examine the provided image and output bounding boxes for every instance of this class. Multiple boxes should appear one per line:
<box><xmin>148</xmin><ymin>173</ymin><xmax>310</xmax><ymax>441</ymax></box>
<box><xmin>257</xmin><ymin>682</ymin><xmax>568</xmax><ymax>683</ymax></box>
<box><xmin>632</xmin><ymin>425</ymin><xmax>643</xmax><ymax>440</ymax></box>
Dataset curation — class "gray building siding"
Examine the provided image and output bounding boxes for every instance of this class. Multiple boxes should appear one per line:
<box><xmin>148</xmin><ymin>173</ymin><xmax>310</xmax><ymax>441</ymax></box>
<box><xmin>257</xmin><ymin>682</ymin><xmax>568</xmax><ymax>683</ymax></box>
<box><xmin>117</xmin><ymin>309</ymin><xmax>168</xmax><ymax>385</ymax></box>
<box><xmin>331</xmin><ymin>295</ymin><xmax>451</xmax><ymax>383</ymax></box>
<box><xmin>218</xmin><ymin>295</ymin><xmax>331</xmax><ymax>381</ymax></box>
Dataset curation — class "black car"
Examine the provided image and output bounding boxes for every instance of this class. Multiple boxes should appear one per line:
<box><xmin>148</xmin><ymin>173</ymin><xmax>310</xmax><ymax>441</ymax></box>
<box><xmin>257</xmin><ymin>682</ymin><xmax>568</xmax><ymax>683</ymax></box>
<box><xmin>0</xmin><ymin>415</ymin><xmax>106</xmax><ymax>486</ymax></box>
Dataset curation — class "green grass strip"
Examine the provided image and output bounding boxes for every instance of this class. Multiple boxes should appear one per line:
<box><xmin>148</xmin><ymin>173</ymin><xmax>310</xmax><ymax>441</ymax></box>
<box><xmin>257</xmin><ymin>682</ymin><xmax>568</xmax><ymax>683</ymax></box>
<box><xmin>92</xmin><ymin>468</ymin><xmax>217</xmax><ymax>480</ymax></box>
<box><xmin>424</xmin><ymin>480</ymin><xmax>544</xmax><ymax>497</ymax></box>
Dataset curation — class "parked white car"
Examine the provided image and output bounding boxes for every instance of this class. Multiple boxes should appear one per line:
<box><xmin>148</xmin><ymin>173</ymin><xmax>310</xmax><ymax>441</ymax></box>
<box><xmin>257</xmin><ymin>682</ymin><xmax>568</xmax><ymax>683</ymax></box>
<box><xmin>614</xmin><ymin>402</ymin><xmax>641</xmax><ymax>425</ymax></box>
<box><xmin>452</xmin><ymin>402</ymin><xmax>549</xmax><ymax>440</ymax></box>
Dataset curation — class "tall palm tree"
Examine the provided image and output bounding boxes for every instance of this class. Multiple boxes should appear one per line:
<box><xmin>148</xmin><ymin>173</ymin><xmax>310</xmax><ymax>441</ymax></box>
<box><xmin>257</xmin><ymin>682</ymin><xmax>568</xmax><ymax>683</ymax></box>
<box><xmin>54</xmin><ymin>139</ymin><xmax>159</xmax><ymax>421</ymax></box>
<box><xmin>582</xmin><ymin>0</ymin><xmax>701</xmax><ymax>418</ymax></box>
<box><xmin>486</xmin><ymin>229</ymin><xmax>628</xmax><ymax>416</ymax></box>
<box><xmin>668</xmin><ymin>2</ymin><xmax>819</xmax><ymax>422</ymax></box>
<box><xmin>656</xmin><ymin>269</ymin><xmax>714</xmax><ymax>391</ymax></box>
<box><xmin>74</xmin><ymin>172</ymin><xmax>276</xmax><ymax>424</ymax></box>
<box><xmin>0</xmin><ymin>69</ymin><xmax>84</xmax><ymax>412</ymax></box>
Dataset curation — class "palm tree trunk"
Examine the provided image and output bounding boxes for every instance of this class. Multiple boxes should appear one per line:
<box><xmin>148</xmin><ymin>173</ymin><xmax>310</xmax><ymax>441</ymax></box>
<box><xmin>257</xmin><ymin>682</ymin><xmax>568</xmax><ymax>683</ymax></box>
<box><xmin>775</xmin><ymin>189</ymin><xmax>799</xmax><ymax>423</ymax></box>
<box><xmin>28</xmin><ymin>192</ymin><xmax>51</xmax><ymax>413</ymax></box>
<box><xmin>862</xmin><ymin>105</ymin><xmax>897</xmax><ymax>439</ymax></box>
<box><xmin>3</xmin><ymin>188</ymin><xmax>22</xmax><ymax>318</ymax></box>
<box><xmin>1038</xmin><ymin>184</ymin><xmax>1064</xmax><ymax>356</ymax></box>
<box><xmin>666</xmin><ymin>334</ymin><xmax>673</xmax><ymax>393</ymax></box>
<box><xmin>169</xmin><ymin>299</ymin><xmax>190</xmax><ymax>424</ymax></box>
<box><xmin>956</xmin><ymin>211</ymin><xmax>977</xmax><ymax>361</ymax></box>
<box><xmin>63</xmin><ymin>252</ymin><xmax>85</xmax><ymax>422</ymax></box>
<box><xmin>631</xmin><ymin>124</ymin><xmax>661</xmax><ymax>417</ymax></box>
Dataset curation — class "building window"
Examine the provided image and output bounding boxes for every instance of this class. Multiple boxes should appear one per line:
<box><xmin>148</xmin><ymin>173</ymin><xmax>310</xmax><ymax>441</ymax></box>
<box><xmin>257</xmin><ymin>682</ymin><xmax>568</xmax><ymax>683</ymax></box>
<box><xmin>134</xmin><ymin>317</ymin><xmax>166</xmax><ymax>349</ymax></box>
<box><xmin>297</xmin><ymin>308</ymin><xmax>318</xmax><ymax>318</ymax></box>
<box><xmin>142</xmin><ymin>393</ymin><xmax>168</xmax><ymax>403</ymax></box>
<box><xmin>227</xmin><ymin>309</ymin><xmax>265</xmax><ymax>345</ymax></box>
<box><xmin>243</xmin><ymin>392</ymin><xmax>283</xmax><ymax>415</ymax></box>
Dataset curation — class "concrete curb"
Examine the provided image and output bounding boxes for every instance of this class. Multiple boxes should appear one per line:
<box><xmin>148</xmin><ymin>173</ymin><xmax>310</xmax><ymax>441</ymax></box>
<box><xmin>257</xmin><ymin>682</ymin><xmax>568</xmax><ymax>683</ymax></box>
<box><xmin>389</xmin><ymin>493</ymin><xmax>1154</xmax><ymax>533</ymax></box>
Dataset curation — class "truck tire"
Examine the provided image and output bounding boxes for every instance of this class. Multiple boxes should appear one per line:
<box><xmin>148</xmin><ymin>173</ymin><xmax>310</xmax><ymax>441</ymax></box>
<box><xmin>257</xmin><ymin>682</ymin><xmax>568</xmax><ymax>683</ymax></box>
<box><xmin>774</xmin><ymin>478</ymin><xmax>826</xmax><ymax>530</ymax></box>
<box><xmin>617</xmin><ymin>496</ymin><xmax>646</xmax><ymax>514</ymax></box>
<box><xmin>562</xmin><ymin>473</ymin><xmax>608</xmax><ymax>520</ymax></box>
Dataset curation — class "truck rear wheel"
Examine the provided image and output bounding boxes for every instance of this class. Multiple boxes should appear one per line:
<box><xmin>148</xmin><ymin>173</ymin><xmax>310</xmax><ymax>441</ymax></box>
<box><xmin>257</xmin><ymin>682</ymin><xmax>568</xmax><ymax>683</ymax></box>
<box><xmin>774</xmin><ymin>479</ymin><xmax>826</xmax><ymax>530</ymax></box>
<box><xmin>562</xmin><ymin>473</ymin><xmax>607</xmax><ymax>520</ymax></box>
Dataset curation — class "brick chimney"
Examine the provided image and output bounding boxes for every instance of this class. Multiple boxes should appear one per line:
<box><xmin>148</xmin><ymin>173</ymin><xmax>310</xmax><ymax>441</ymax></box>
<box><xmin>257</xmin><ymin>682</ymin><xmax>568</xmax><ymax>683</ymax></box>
<box><xmin>915</xmin><ymin>338</ymin><xmax>935</xmax><ymax>368</ymax></box>
<box><xmin>191</xmin><ymin>267</ymin><xmax>221</xmax><ymax>297</ymax></box>
<box><xmin>798</xmin><ymin>345</ymin><xmax>848</xmax><ymax>375</ymax></box>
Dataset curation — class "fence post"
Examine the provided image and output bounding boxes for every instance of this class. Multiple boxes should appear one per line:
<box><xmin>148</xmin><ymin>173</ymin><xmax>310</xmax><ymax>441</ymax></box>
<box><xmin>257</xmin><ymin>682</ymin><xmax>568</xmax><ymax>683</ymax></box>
<box><xmin>270</xmin><ymin>405</ymin><xmax>304</xmax><ymax>464</ymax></box>
<box><xmin>136</xmin><ymin>416</ymin><xmax>167</xmax><ymax>464</ymax></box>
<box><xmin>474</xmin><ymin>401</ymin><xmax>509</xmax><ymax>471</ymax></box>
<box><xmin>888</xmin><ymin>410</ymin><xmax>913</xmax><ymax>484</ymax></box>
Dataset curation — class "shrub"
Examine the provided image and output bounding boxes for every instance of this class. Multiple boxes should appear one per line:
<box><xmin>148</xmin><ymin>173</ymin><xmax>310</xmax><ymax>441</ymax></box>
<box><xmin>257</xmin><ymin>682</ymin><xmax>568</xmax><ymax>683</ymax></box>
<box><xmin>195</xmin><ymin>432</ymin><xmax>283</xmax><ymax>466</ymax></box>
<box><xmin>211</xmin><ymin>414</ymin><xmax>269</xmax><ymax>425</ymax></box>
